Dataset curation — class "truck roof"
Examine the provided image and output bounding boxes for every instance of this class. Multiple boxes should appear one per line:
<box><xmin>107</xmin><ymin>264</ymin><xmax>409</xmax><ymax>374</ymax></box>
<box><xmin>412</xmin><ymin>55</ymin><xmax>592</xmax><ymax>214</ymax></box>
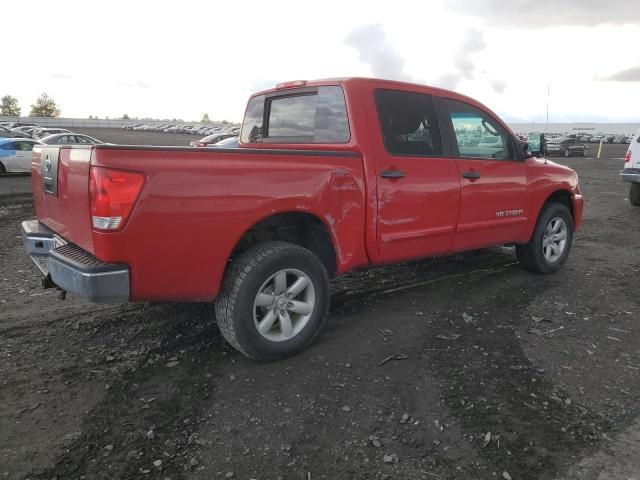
<box><xmin>253</xmin><ymin>77</ymin><xmax>478</xmax><ymax>104</ymax></box>
<box><xmin>252</xmin><ymin>77</ymin><xmax>510</xmax><ymax>136</ymax></box>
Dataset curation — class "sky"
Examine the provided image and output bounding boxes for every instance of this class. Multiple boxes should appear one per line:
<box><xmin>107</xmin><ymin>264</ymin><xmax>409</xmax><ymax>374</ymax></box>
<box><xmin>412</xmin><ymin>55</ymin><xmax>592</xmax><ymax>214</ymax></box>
<box><xmin>2</xmin><ymin>0</ymin><xmax>639</xmax><ymax>123</ymax></box>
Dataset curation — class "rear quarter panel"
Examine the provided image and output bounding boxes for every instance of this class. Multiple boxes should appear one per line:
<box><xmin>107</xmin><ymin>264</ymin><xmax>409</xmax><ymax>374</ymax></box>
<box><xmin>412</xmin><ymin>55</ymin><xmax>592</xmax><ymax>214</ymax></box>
<box><xmin>91</xmin><ymin>147</ymin><xmax>368</xmax><ymax>301</ymax></box>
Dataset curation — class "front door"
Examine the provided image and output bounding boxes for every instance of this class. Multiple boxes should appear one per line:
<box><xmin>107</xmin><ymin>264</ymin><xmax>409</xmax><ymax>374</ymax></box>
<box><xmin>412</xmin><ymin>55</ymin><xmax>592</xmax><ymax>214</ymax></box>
<box><xmin>440</xmin><ymin>98</ymin><xmax>529</xmax><ymax>251</ymax></box>
<box><xmin>373</xmin><ymin>89</ymin><xmax>461</xmax><ymax>263</ymax></box>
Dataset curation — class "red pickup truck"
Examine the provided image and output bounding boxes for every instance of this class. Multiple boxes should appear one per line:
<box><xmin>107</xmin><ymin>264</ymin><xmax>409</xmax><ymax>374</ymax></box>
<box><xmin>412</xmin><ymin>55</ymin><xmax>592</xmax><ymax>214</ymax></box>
<box><xmin>22</xmin><ymin>78</ymin><xmax>583</xmax><ymax>361</ymax></box>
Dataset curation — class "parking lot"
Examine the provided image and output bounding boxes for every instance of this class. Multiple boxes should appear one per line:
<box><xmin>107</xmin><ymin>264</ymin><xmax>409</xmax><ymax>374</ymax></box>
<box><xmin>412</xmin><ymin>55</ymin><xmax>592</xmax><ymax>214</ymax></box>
<box><xmin>1</xmin><ymin>137</ymin><xmax>638</xmax><ymax>479</ymax></box>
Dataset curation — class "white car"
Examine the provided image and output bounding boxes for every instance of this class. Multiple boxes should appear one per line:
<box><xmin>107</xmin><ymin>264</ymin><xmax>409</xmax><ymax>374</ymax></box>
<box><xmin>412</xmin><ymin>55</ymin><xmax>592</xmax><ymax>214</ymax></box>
<box><xmin>622</xmin><ymin>127</ymin><xmax>640</xmax><ymax>206</ymax></box>
<box><xmin>0</xmin><ymin>138</ymin><xmax>41</xmax><ymax>174</ymax></box>
<box><xmin>32</xmin><ymin>127</ymin><xmax>71</xmax><ymax>139</ymax></box>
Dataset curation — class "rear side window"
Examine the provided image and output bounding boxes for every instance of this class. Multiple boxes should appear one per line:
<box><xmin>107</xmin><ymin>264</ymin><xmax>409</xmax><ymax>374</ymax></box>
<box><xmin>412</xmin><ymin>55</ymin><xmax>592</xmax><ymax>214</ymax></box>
<box><xmin>374</xmin><ymin>89</ymin><xmax>443</xmax><ymax>157</ymax></box>
<box><xmin>14</xmin><ymin>142</ymin><xmax>34</xmax><ymax>151</ymax></box>
<box><xmin>240</xmin><ymin>86</ymin><xmax>350</xmax><ymax>144</ymax></box>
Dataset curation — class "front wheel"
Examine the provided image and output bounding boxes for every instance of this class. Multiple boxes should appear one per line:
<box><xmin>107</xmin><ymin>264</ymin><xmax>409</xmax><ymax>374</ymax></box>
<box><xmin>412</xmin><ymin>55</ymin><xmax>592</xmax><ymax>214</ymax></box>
<box><xmin>630</xmin><ymin>183</ymin><xmax>640</xmax><ymax>207</ymax></box>
<box><xmin>215</xmin><ymin>241</ymin><xmax>330</xmax><ymax>361</ymax></box>
<box><xmin>517</xmin><ymin>202</ymin><xmax>573</xmax><ymax>274</ymax></box>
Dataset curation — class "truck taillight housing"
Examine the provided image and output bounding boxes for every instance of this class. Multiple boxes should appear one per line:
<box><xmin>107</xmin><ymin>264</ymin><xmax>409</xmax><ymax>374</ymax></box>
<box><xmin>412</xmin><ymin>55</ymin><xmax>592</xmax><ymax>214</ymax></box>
<box><xmin>624</xmin><ymin>151</ymin><xmax>632</xmax><ymax>163</ymax></box>
<box><xmin>89</xmin><ymin>167</ymin><xmax>145</xmax><ymax>231</ymax></box>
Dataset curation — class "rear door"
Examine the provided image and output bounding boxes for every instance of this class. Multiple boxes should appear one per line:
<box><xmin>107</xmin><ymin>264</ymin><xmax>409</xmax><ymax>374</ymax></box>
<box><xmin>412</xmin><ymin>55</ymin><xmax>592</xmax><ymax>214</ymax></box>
<box><xmin>440</xmin><ymin>98</ymin><xmax>529</xmax><ymax>251</ymax></box>
<box><xmin>372</xmin><ymin>89</ymin><xmax>461</xmax><ymax>263</ymax></box>
<box><xmin>12</xmin><ymin>141</ymin><xmax>36</xmax><ymax>172</ymax></box>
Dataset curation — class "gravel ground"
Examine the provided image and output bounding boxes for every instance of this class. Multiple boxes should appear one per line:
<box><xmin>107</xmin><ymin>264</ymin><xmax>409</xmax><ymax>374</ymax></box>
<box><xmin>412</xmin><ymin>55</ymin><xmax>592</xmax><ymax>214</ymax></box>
<box><xmin>0</xmin><ymin>139</ymin><xmax>638</xmax><ymax>480</ymax></box>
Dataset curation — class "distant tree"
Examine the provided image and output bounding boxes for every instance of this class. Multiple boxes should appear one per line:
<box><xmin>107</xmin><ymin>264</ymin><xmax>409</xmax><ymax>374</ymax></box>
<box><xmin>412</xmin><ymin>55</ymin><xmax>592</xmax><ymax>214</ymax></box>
<box><xmin>1</xmin><ymin>95</ymin><xmax>21</xmax><ymax>116</ymax></box>
<box><xmin>221</xmin><ymin>119</ymin><xmax>229</xmax><ymax>125</ymax></box>
<box><xmin>201</xmin><ymin>113</ymin><xmax>210</xmax><ymax>123</ymax></box>
<box><xmin>29</xmin><ymin>93</ymin><xmax>61</xmax><ymax>117</ymax></box>
<box><xmin>122</xmin><ymin>113</ymin><xmax>130</xmax><ymax>120</ymax></box>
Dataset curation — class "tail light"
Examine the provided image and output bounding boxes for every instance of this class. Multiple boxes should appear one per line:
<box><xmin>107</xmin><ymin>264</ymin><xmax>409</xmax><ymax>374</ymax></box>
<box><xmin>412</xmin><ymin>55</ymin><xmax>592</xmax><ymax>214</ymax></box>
<box><xmin>196</xmin><ymin>142</ymin><xmax>207</xmax><ymax>147</ymax></box>
<box><xmin>624</xmin><ymin>151</ymin><xmax>632</xmax><ymax>163</ymax></box>
<box><xmin>89</xmin><ymin>167</ymin><xmax>145</xmax><ymax>231</ymax></box>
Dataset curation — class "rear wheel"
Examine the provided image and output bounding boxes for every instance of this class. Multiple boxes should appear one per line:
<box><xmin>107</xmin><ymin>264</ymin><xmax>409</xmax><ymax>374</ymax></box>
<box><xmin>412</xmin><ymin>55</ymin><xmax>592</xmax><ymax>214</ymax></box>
<box><xmin>517</xmin><ymin>202</ymin><xmax>573</xmax><ymax>274</ymax></box>
<box><xmin>0</xmin><ymin>162</ymin><xmax>6</xmax><ymax>175</ymax></box>
<box><xmin>215</xmin><ymin>241</ymin><xmax>330</xmax><ymax>361</ymax></box>
<box><xmin>630</xmin><ymin>183</ymin><xmax>640</xmax><ymax>207</ymax></box>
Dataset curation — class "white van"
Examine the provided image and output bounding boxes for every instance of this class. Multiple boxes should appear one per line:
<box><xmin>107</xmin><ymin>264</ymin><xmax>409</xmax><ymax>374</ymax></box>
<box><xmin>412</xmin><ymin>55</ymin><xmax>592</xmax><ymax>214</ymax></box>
<box><xmin>622</xmin><ymin>127</ymin><xmax>640</xmax><ymax>206</ymax></box>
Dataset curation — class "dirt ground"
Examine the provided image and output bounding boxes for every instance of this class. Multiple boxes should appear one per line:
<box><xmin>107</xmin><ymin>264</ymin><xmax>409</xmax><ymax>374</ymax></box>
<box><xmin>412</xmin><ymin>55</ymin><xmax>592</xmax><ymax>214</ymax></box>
<box><xmin>0</xmin><ymin>137</ymin><xmax>638</xmax><ymax>480</ymax></box>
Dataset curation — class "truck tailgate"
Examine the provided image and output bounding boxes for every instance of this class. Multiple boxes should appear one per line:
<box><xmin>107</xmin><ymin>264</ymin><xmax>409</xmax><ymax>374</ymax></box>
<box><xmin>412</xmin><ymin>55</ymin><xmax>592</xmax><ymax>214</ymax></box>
<box><xmin>32</xmin><ymin>146</ymin><xmax>95</xmax><ymax>254</ymax></box>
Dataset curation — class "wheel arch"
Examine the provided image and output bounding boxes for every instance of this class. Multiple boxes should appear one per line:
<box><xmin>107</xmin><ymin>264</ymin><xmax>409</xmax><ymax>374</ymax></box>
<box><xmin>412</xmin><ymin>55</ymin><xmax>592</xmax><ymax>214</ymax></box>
<box><xmin>227</xmin><ymin>211</ymin><xmax>338</xmax><ymax>277</ymax></box>
<box><xmin>544</xmin><ymin>189</ymin><xmax>574</xmax><ymax>219</ymax></box>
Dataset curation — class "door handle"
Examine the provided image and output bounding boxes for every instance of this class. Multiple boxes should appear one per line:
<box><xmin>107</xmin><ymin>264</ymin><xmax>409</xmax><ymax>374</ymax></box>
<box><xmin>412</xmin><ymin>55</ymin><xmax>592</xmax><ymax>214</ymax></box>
<box><xmin>462</xmin><ymin>170</ymin><xmax>481</xmax><ymax>179</ymax></box>
<box><xmin>380</xmin><ymin>169</ymin><xmax>405</xmax><ymax>179</ymax></box>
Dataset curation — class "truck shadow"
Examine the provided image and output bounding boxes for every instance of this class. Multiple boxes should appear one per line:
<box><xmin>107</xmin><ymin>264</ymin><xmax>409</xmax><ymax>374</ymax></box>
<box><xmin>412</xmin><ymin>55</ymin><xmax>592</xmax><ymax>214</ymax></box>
<box><xmin>26</xmin><ymin>249</ymin><xmax>617</xmax><ymax>479</ymax></box>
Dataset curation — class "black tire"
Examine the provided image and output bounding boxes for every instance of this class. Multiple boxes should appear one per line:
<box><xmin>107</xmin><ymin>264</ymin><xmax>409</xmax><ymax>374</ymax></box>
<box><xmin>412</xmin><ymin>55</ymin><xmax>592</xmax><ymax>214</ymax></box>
<box><xmin>630</xmin><ymin>183</ymin><xmax>640</xmax><ymax>207</ymax></box>
<box><xmin>0</xmin><ymin>162</ymin><xmax>5</xmax><ymax>175</ymax></box>
<box><xmin>516</xmin><ymin>202</ymin><xmax>573</xmax><ymax>274</ymax></box>
<box><xmin>215</xmin><ymin>241</ymin><xmax>330</xmax><ymax>361</ymax></box>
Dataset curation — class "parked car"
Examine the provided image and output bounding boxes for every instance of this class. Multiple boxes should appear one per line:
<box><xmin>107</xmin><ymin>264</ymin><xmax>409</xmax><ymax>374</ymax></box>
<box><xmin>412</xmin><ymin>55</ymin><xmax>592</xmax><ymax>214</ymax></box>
<box><xmin>545</xmin><ymin>137</ymin><xmax>588</xmax><ymax>157</ymax></box>
<box><xmin>622</xmin><ymin>127</ymin><xmax>640</xmax><ymax>206</ymax></box>
<box><xmin>190</xmin><ymin>133</ymin><xmax>237</xmax><ymax>147</ymax></box>
<box><xmin>21</xmin><ymin>77</ymin><xmax>583</xmax><ymax>361</ymax></box>
<box><xmin>1</xmin><ymin>122</ymin><xmax>36</xmax><ymax>129</ymax></box>
<box><xmin>32</xmin><ymin>128</ymin><xmax>72</xmax><ymax>140</ymax></box>
<box><xmin>588</xmin><ymin>135</ymin><xmax>603</xmax><ymax>143</ymax></box>
<box><xmin>0</xmin><ymin>138</ymin><xmax>41</xmax><ymax>174</ymax></box>
<box><xmin>209</xmin><ymin>136</ymin><xmax>239</xmax><ymax>148</ymax></box>
<box><xmin>40</xmin><ymin>133</ymin><xmax>104</xmax><ymax>145</ymax></box>
<box><xmin>0</xmin><ymin>126</ymin><xmax>21</xmax><ymax>138</ymax></box>
<box><xmin>11</xmin><ymin>126</ymin><xmax>39</xmax><ymax>138</ymax></box>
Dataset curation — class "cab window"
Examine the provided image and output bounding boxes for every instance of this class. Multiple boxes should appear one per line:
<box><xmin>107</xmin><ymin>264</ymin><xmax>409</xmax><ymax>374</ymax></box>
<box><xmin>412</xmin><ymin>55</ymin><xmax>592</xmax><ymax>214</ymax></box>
<box><xmin>374</xmin><ymin>89</ymin><xmax>443</xmax><ymax>157</ymax></box>
<box><xmin>444</xmin><ymin>99</ymin><xmax>512</xmax><ymax>160</ymax></box>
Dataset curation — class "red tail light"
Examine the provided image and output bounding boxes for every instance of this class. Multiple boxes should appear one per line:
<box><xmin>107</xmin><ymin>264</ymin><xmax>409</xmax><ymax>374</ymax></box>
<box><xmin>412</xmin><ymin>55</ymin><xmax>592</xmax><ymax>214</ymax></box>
<box><xmin>624</xmin><ymin>151</ymin><xmax>632</xmax><ymax>163</ymax></box>
<box><xmin>196</xmin><ymin>142</ymin><xmax>207</xmax><ymax>147</ymax></box>
<box><xmin>89</xmin><ymin>167</ymin><xmax>145</xmax><ymax>231</ymax></box>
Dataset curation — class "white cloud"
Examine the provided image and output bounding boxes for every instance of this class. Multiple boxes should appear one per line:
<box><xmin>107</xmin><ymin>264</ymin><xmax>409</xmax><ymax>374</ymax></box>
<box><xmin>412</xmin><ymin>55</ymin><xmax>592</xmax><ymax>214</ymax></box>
<box><xmin>447</xmin><ymin>0</ymin><xmax>640</xmax><ymax>27</ymax></box>
<box><xmin>344</xmin><ymin>24</ymin><xmax>413</xmax><ymax>82</ymax></box>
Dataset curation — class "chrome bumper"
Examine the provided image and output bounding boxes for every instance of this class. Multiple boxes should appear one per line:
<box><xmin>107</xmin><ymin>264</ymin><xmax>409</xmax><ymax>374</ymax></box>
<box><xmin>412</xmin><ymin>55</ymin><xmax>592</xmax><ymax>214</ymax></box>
<box><xmin>621</xmin><ymin>168</ymin><xmax>640</xmax><ymax>183</ymax></box>
<box><xmin>21</xmin><ymin>220</ymin><xmax>130</xmax><ymax>302</ymax></box>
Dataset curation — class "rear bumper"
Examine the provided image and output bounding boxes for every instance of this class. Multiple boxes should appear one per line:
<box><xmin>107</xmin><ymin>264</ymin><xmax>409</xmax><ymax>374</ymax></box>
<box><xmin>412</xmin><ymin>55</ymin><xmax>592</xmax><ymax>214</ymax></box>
<box><xmin>21</xmin><ymin>220</ymin><xmax>130</xmax><ymax>302</ymax></box>
<box><xmin>621</xmin><ymin>168</ymin><xmax>640</xmax><ymax>183</ymax></box>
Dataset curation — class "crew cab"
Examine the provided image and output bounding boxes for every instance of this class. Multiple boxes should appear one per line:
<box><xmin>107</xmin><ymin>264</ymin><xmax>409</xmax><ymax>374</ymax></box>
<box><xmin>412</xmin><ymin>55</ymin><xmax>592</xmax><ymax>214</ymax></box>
<box><xmin>21</xmin><ymin>78</ymin><xmax>584</xmax><ymax>361</ymax></box>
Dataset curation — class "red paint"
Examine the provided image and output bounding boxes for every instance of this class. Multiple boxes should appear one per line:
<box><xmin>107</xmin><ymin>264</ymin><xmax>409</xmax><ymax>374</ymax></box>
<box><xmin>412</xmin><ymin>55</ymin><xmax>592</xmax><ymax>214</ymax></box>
<box><xmin>31</xmin><ymin>78</ymin><xmax>584</xmax><ymax>302</ymax></box>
